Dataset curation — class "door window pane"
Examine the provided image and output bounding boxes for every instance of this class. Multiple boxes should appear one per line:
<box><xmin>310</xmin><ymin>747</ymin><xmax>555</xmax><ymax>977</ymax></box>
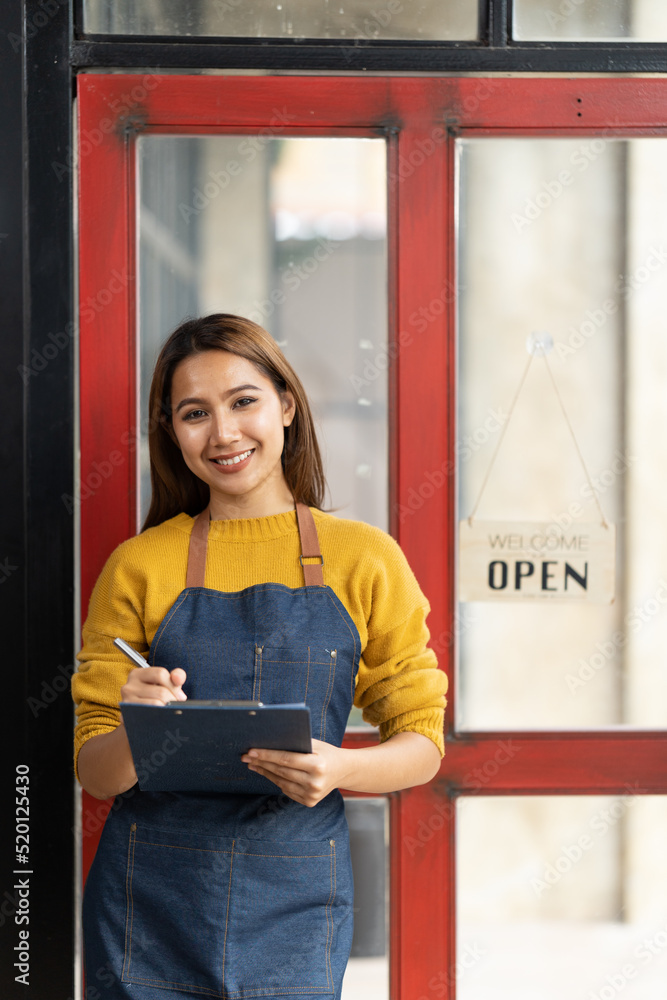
<box><xmin>137</xmin><ymin>134</ymin><xmax>387</xmax><ymax>532</ymax></box>
<box><xmin>457</xmin><ymin>796</ymin><xmax>667</xmax><ymax>1000</ymax></box>
<box><xmin>514</xmin><ymin>0</ymin><xmax>667</xmax><ymax>41</ymax></box>
<box><xmin>84</xmin><ymin>0</ymin><xmax>478</xmax><ymax>40</ymax></box>
<box><xmin>457</xmin><ymin>136</ymin><xmax>667</xmax><ymax>729</ymax></box>
<box><xmin>343</xmin><ymin>797</ymin><xmax>389</xmax><ymax>1000</ymax></box>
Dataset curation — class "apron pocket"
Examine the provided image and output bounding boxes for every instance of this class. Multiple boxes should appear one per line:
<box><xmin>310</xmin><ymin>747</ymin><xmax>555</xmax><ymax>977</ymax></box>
<box><xmin>223</xmin><ymin>837</ymin><xmax>337</xmax><ymax>997</ymax></box>
<box><xmin>122</xmin><ymin>823</ymin><xmax>234</xmax><ymax>996</ymax></box>
<box><xmin>255</xmin><ymin>645</ymin><xmax>336</xmax><ymax>742</ymax></box>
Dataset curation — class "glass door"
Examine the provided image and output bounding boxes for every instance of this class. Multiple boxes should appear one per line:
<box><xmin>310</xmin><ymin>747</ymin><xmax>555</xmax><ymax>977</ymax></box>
<box><xmin>77</xmin><ymin>74</ymin><xmax>667</xmax><ymax>999</ymax></box>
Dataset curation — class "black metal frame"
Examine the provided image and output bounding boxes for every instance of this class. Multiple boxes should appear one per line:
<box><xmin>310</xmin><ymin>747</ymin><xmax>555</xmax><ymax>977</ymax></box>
<box><xmin>70</xmin><ymin>0</ymin><xmax>667</xmax><ymax>73</ymax></box>
<box><xmin>2</xmin><ymin>0</ymin><xmax>667</xmax><ymax>997</ymax></box>
<box><xmin>1</xmin><ymin>3</ymin><xmax>75</xmax><ymax>1000</ymax></box>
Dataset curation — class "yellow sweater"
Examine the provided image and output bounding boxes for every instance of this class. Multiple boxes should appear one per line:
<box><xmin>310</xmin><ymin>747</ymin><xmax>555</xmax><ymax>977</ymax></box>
<box><xmin>72</xmin><ymin>508</ymin><xmax>447</xmax><ymax>777</ymax></box>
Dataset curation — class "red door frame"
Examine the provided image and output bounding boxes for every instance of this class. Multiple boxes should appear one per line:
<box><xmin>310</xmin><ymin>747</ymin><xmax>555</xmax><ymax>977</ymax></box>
<box><xmin>78</xmin><ymin>75</ymin><xmax>667</xmax><ymax>999</ymax></box>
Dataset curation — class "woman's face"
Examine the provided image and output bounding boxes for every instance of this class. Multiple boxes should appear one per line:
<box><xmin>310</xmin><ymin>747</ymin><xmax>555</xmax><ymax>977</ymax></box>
<box><xmin>170</xmin><ymin>350</ymin><xmax>295</xmax><ymax>517</ymax></box>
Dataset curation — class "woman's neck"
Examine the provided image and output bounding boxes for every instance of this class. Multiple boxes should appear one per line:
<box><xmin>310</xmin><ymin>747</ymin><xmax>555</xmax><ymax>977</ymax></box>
<box><xmin>207</xmin><ymin>480</ymin><xmax>296</xmax><ymax>521</ymax></box>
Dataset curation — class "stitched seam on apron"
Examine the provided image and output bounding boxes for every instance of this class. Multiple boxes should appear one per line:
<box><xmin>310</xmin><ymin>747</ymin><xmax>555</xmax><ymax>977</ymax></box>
<box><xmin>134</xmin><ymin>840</ymin><xmax>233</xmax><ymax>854</ymax></box>
<box><xmin>261</xmin><ymin>659</ymin><xmax>326</xmax><ymax>664</ymax></box>
<box><xmin>234</xmin><ymin>853</ymin><xmax>331</xmax><ymax>859</ymax></box>
<box><xmin>254</xmin><ymin>646</ymin><xmax>263</xmax><ymax>702</ymax></box>
<box><xmin>322</xmin><ymin>590</ymin><xmax>359</xmax><ymax>706</ymax></box>
<box><xmin>126</xmin><ymin>974</ymin><xmax>222</xmax><ymax>995</ymax></box>
<box><xmin>320</xmin><ymin>651</ymin><xmax>336</xmax><ymax>743</ymax></box>
<box><xmin>151</xmin><ymin>591</ymin><xmax>191</xmax><ymax>663</ymax></box>
<box><xmin>121</xmin><ymin>824</ymin><xmax>137</xmax><ymax>981</ymax></box>
<box><xmin>224</xmin><ymin>989</ymin><xmax>333</xmax><ymax>996</ymax></box>
<box><xmin>221</xmin><ymin>838</ymin><xmax>235</xmax><ymax>992</ymax></box>
<box><xmin>304</xmin><ymin>646</ymin><xmax>310</xmax><ymax>703</ymax></box>
<box><xmin>326</xmin><ymin>839</ymin><xmax>336</xmax><ymax>991</ymax></box>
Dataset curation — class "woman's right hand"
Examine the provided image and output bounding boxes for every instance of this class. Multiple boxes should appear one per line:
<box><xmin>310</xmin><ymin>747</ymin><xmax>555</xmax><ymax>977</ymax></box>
<box><xmin>78</xmin><ymin>666</ymin><xmax>188</xmax><ymax>798</ymax></box>
<box><xmin>120</xmin><ymin>666</ymin><xmax>188</xmax><ymax>705</ymax></box>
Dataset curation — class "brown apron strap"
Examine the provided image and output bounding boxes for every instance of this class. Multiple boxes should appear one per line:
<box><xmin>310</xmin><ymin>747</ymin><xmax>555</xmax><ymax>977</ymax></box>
<box><xmin>185</xmin><ymin>502</ymin><xmax>324</xmax><ymax>589</ymax></box>
<box><xmin>186</xmin><ymin>507</ymin><xmax>210</xmax><ymax>589</ymax></box>
<box><xmin>295</xmin><ymin>502</ymin><xmax>324</xmax><ymax>587</ymax></box>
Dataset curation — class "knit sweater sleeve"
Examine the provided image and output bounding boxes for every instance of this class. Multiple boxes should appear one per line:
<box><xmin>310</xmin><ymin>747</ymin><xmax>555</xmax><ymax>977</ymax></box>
<box><xmin>351</xmin><ymin>528</ymin><xmax>447</xmax><ymax>757</ymax></box>
<box><xmin>72</xmin><ymin>539</ymin><xmax>150</xmax><ymax>779</ymax></box>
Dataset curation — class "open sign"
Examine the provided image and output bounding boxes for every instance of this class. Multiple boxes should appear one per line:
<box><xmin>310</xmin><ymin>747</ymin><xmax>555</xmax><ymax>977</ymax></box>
<box><xmin>459</xmin><ymin>520</ymin><xmax>615</xmax><ymax>603</ymax></box>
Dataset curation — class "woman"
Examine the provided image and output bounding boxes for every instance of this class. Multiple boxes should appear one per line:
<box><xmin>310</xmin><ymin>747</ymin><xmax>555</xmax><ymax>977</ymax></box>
<box><xmin>73</xmin><ymin>313</ymin><xmax>447</xmax><ymax>1000</ymax></box>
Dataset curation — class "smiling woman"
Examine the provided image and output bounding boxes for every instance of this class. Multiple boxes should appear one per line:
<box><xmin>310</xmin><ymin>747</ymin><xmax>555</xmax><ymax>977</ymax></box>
<box><xmin>170</xmin><ymin>350</ymin><xmax>296</xmax><ymax>518</ymax></box>
<box><xmin>143</xmin><ymin>313</ymin><xmax>326</xmax><ymax>528</ymax></box>
<box><xmin>72</xmin><ymin>313</ymin><xmax>446</xmax><ymax>1000</ymax></box>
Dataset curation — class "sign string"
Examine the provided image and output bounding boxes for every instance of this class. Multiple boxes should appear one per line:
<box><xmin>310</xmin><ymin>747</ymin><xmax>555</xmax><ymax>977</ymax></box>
<box><xmin>467</xmin><ymin>338</ymin><xmax>609</xmax><ymax>529</ymax></box>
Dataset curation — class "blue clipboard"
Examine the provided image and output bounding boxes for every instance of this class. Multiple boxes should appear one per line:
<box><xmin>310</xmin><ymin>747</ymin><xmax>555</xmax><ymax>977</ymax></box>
<box><xmin>120</xmin><ymin>700</ymin><xmax>312</xmax><ymax>793</ymax></box>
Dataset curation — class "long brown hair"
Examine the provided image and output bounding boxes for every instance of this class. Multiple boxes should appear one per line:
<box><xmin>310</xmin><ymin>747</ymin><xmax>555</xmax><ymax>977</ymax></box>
<box><xmin>142</xmin><ymin>314</ymin><xmax>326</xmax><ymax>530</ymax></box>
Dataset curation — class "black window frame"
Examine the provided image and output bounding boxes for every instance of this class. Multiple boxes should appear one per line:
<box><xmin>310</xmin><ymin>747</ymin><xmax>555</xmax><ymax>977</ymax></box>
<box><xmin>71</xmin><ymin>0</ymin><xmax>667</xmax><ymax>73</ymax></box>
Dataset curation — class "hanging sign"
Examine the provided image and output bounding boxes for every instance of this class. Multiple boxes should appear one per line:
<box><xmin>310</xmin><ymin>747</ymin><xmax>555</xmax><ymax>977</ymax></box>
<box><xmin>459</xmin><ymin>520</ymin><xmax>615</xmax><ymax>603</ymax></box>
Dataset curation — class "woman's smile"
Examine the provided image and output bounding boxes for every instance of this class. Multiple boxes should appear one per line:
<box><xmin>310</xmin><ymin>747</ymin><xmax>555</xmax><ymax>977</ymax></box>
<box><xmin>210</xmin><ymin>447</ymin><xmax>255</xmax><ymax>471</ymax></box>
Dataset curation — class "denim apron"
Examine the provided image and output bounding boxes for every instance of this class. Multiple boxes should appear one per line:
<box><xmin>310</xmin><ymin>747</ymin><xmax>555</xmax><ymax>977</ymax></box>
<box><xmin>83</xmin><ymin>504</ymin><xmax>360</xmax><ymax>1000</ymax></box>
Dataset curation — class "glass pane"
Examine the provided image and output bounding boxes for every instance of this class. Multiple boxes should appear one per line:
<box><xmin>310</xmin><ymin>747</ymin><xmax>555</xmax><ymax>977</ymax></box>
<box><xmin>457</xmin><ymin>796</ymin><xmax>667</xmax><ymax>1000</ymax></box>
<box><xmin>343</xmin><ymin>797</ymin><xmax>389</xmax><ymax>1000</ymax></box>
<box><xmin>137</xmin><ymin>134</ymin><xmax>387</xmax><ymax>535</ymax></box>
<box><xmin>514</xmin><ymin>0</ymin><xmax>667</xmax><ymax>42</ymax></box>
<box><xmin>85</xmin><ymin>0</ymin><xmax>478</xmax><ymax>40</ymax></box>
<box><xmin>457</xmin><ymin>136</ymin><xmax>667</xmax><ymax>730</ymax></box>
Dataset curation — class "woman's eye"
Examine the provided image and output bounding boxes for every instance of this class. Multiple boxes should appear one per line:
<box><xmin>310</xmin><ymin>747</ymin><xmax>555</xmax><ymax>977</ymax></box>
<box><xmin>183</xmin><ymin>409</ymin><xmax>207</xmax><ymax>421</ymax></box>
<box><xmin>233</xmin><ymin>396</ymin><xmax>257</xmax><ymax>408</ymax></box>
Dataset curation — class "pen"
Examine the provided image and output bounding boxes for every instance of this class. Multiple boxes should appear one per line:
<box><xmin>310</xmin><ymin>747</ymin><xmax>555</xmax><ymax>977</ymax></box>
<box><xmin>113</xmin><ymin>636</ymin><xmax>149</xmax><ymax>669</ymax></box>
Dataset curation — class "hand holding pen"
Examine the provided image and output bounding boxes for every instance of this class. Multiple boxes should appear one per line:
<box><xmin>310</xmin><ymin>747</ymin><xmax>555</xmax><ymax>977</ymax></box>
<box><xmin>114</xmin><ymin>637</ymin><xmax>188</xmax><ymax>706</ymax></box>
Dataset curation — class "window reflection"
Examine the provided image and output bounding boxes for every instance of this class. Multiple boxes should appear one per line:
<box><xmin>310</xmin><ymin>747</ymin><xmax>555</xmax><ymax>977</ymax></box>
<box><xmin>85</xmin><ymin>0</ymin><xmax>478</xmax><ymax>40</ymax></box>
<box><xmin>457</xmin><ymin>136</ymin><xmax>667</xmax><ymax>730</ymax></box>
<box><xmin>138</xmin><ymin>135</ymin><xmax>387</xmax><ymax>532</ymax></box>
<box><xmin>514</xmin><ymin>0</ymin><xmax>667</xmax><ymax>42</ymax></box>
<box><xmin>457</xmin><ymin>796</ymin><xmax>667</xmax><ymax>1000</ymax></box>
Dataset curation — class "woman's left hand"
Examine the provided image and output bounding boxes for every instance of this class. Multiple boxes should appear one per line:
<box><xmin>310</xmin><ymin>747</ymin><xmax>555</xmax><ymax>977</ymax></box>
<box><xmin>241</xmin><ymin>740</ymin><xmax>351</xmax><ymax>807</ymax></box>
